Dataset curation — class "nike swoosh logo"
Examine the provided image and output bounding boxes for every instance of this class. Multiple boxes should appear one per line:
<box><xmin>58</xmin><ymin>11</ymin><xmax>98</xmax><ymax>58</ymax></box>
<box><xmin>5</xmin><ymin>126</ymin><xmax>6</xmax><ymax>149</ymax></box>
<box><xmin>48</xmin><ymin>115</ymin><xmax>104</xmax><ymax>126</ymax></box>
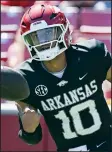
<box><xmin>96</xmin><ymin>141</ymin><xmax>106</xmax><ymax>148</ymax></box>
<box><xmin>79</xmin><ymin>73</ymin><xmax>88</xmax><ymax>80</ymax></box>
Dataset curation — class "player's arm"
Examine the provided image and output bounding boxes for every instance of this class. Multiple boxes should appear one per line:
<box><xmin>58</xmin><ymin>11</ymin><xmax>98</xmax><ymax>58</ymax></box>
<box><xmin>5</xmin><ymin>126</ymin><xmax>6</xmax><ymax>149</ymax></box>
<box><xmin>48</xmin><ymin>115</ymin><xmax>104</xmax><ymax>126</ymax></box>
<box><xmin>106</xmin><ymin>67</ymin><xmax>111</xmax><ymax>82</ymax></box>
<box><xmin>16</xmin><ymin>101</ymin><xmax>42</xmax><ymax>145</ymax></box>
<box><xmin>94</xmin><ymin>40</ymin><xmax>111</xmax><ymax>82</ymax></box>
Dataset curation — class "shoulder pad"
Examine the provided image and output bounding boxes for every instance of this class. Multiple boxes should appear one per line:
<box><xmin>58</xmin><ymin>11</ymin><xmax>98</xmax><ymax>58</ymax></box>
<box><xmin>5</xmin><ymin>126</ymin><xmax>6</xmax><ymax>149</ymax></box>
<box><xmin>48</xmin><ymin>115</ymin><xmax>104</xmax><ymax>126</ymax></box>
<box><xmin>15</xmin><ymin>59</ymin><xmax>36</xmax><ymax>77</ymax></box>
<box><xmin>71</xmin><ymin>39</ymin><xmax>105</xmax><ymax>53</ymax></box>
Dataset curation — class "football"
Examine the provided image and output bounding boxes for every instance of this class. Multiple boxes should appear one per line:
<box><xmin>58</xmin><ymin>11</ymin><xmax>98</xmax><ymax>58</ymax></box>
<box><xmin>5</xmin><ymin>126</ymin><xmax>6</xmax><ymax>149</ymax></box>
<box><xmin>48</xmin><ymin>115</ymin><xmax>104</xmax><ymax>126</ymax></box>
<box><xmin>1</xmin><ymin>66</ymin><xmax>30</xmax><ymax>101</ymax></box>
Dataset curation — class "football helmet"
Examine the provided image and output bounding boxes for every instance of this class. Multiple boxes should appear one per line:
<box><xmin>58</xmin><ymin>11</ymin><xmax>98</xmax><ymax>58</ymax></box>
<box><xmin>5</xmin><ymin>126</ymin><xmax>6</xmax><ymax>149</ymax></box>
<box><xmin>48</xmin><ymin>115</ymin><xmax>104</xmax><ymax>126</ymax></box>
<box><xmin>20</xmin><ymin>4</ymin><xmax>71</xmax><ymax>61</ymax></box>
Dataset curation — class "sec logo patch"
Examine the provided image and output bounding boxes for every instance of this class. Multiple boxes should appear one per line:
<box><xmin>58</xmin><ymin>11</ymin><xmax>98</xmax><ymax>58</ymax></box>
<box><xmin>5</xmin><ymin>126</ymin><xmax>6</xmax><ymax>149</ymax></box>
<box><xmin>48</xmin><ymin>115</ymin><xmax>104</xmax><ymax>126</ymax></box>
<box><xmin>35</xmin><ymin>85</ymin><xmax>48</xmax><ymax>96</ymax></box>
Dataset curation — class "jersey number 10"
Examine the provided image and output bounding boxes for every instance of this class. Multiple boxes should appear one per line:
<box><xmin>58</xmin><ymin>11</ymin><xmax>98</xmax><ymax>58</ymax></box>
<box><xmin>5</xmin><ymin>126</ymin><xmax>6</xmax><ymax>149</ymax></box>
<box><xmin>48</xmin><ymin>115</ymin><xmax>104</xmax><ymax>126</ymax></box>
<box><xmin>55</xmin><ymin>100</ymin><xmax>102</xmax><ymax>139</ymax></box>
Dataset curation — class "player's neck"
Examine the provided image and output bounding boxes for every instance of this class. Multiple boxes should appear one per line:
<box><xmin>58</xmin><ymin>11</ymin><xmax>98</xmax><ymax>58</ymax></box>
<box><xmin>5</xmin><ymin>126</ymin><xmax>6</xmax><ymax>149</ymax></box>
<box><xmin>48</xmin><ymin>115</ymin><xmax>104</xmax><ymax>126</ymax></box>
<box><xmin>42</xmin><ymin>52</ymin><xmax>67</xmax><ymax>73</ymax></box>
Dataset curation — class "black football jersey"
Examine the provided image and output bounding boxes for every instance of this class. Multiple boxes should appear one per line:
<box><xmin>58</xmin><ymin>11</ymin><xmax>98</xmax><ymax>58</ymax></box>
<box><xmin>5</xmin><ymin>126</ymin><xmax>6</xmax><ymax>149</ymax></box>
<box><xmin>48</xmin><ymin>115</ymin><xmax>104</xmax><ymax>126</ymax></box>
<box><xmin>16</xmin><ymin>39</ymin><xmax>111</xmax><ymax>149</ymax></box>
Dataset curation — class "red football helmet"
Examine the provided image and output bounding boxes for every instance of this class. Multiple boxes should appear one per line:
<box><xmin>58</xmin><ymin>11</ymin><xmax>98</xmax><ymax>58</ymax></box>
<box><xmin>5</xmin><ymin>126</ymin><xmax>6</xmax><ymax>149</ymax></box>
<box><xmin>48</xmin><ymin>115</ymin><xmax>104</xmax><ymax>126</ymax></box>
<box><xmin>20</xmin><ymin>4</ymin><xmax>71</xmax><ymax>61</ymax></box>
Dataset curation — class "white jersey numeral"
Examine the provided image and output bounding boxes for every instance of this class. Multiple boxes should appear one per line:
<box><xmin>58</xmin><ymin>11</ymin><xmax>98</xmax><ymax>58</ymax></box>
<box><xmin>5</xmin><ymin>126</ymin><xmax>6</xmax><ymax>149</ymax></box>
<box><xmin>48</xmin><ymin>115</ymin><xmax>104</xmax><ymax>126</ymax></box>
<box><xmin>54</xmin><ymin>100</ymin><xmax>102</xmax><ymax>139</ymax></box>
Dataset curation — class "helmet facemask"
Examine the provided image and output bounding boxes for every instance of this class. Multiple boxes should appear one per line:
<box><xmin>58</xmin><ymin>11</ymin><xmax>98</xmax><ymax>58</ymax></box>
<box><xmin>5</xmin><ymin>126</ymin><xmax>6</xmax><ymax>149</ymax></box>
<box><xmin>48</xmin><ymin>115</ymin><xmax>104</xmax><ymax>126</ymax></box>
<box><xmin>22</xmin><ymin>21</ymin><xmax>70</xmax><ymax>61</ymax></box>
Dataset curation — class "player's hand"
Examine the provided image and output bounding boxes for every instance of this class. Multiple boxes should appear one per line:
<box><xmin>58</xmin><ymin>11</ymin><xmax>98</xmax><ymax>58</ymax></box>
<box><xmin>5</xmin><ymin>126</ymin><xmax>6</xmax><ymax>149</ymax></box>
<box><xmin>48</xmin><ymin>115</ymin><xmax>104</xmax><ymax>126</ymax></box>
<box><xmin>21</xmin><ymin>107</ymin><xmax>41</xmax><ymax>133</ymax></box>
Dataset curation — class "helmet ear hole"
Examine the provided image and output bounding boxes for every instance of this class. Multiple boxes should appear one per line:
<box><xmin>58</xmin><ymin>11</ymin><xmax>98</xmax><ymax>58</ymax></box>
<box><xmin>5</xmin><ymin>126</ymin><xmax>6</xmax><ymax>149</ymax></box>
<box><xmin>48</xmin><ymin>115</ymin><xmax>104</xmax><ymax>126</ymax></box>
<box><xmin>22</xmin><ymin>22</ymin><xmax>26</xmax><ymax>27</ymax></box>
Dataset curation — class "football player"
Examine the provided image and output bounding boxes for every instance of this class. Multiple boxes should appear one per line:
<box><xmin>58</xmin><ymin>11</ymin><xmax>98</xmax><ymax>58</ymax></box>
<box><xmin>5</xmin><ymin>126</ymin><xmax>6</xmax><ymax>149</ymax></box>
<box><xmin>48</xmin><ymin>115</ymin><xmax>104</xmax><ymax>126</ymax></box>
<box><xmin>14</xmin><ymin>4</ymin><xmax>111</xmax><ymax>151</ymax></box>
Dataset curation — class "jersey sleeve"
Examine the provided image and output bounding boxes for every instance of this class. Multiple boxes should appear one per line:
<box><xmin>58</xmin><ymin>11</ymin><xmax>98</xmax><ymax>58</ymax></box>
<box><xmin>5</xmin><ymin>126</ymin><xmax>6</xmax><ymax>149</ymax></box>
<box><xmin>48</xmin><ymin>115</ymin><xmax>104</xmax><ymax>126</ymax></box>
<box><xmin>15</xmin><ymin>61</ymin><xmax>42</xmax><ymax>145</ymax></box>
<box><xmin>90</xmin><ymin>39</ymin><xmax>111</xmax><ymax>80</ymax></box>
